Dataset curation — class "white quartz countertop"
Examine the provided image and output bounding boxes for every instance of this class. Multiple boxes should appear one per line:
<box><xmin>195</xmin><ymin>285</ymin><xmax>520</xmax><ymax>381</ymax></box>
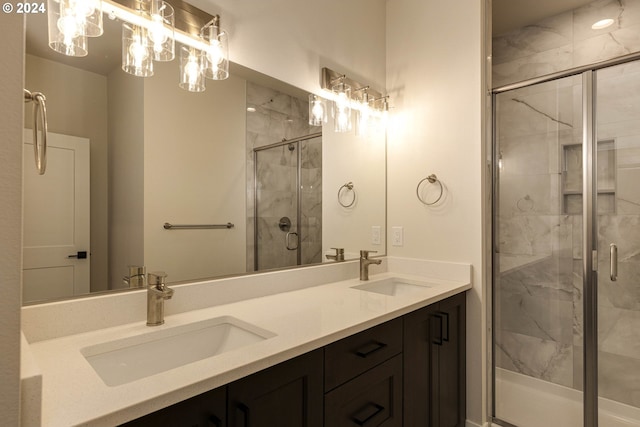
<box><xmin>26</xmin><ymin>270</ymin><xmax>470</xmax><ymax>426</ymax></box>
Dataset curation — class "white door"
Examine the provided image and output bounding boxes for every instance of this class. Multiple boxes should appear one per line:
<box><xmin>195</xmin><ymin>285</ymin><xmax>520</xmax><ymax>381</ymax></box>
<box><xmin>23</xmin><ymin>130</ymin><xmax>90</xmax><ymax>303</ymax></box>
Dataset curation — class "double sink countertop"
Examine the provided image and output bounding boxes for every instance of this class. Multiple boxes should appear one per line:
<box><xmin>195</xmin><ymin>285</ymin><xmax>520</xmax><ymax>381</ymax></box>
<box><xmin>21</xmin><ymin>257</ymin><xmax>471</xmax><ymax>426</ymax></box>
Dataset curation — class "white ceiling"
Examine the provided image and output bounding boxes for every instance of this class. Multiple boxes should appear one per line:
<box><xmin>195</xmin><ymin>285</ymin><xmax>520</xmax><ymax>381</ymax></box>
<box><xmin>492</xmin><ymin>0</ymin><xmax>595</xmax><ymax>35</ymax></box>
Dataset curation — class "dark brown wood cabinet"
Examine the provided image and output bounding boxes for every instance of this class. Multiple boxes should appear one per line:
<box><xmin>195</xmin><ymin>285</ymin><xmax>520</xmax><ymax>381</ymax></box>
<box><xmin>227</xmin><ymin>349</ymin><xmax>324</xmax><ymax>427</ymax></box>
<box><xmin>120</xmin><ymin>385</ymin><xmax>226</xmax><ymax>427</ymax></box>
<box><xmin>403</xmin><ymin>292</ymin><xmax>466</xmax><ymax>427</ymax></box>
<box><xmin>121</xmin><ymin>293</ymin><xmax>466</xmax><ymax>427</ymax></box>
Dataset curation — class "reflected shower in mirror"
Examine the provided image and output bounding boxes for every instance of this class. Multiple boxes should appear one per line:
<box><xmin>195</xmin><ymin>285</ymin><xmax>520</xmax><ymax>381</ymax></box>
<box><xmin>22</xmin><ymin>2</ymin><xmax>386</xmax><ymax>304</ymax></box>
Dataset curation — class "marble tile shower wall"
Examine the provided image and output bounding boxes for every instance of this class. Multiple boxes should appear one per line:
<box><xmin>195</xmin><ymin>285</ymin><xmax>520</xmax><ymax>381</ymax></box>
<box><xmin>493</xmin><ymin>0</ymin><xmax>640</xmax><ymax>88</ymax></box>
<box><xmin>495</xmin><ymin>63</ymin><xmax>640</xmax><ymax>406</ymax></box>
<box><xmin>245</xmin><ymin>82</ymin><xmax>322</xmax><ymax>271</ymax></box>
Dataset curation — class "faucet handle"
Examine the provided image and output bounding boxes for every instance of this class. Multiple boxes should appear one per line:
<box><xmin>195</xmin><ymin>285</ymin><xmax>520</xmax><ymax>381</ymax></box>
<box><xmin>331</xmin><ymin>247</ymin><xmax>345</xmax><ymax>255</ymax></box>
<box><xmin>360</xmin><ymin>250</ymin><xmax>378</xmax><ymax>259</ymax></box>
<box><xmin>148</xmin><ymin>271</ymin><xmax>168</xmax><ymax>287</ymax></box>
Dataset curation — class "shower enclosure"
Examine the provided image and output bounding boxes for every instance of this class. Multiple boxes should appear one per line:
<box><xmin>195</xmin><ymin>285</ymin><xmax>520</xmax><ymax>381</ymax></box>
<box><xmin>253</xmin><ymin>133</ymin><xmax>322</xmax><ymax>271</ymax></box>
<box><xmin>492</xmin><ymin>59</ymin><xmax>640</xmax><ymax>426</ymax></box>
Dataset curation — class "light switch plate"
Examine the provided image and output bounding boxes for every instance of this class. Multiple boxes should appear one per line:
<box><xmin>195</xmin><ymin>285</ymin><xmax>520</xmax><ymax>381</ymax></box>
<box><xmin>371</xmin><ymin>226</ymin><xmax>381</xmax><ymax>245</ymax></box>
<box><xmin>392</xmin><ymin>226</ymin><xmax>403</xmax><ymax>246</ymax></box>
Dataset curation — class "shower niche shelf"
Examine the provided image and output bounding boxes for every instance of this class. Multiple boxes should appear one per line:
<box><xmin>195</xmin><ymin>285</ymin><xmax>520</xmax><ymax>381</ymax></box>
<box><xmin>561</xmin><ymin>139</ymin><xmax>616</xmax><ymax>215</ymax></box>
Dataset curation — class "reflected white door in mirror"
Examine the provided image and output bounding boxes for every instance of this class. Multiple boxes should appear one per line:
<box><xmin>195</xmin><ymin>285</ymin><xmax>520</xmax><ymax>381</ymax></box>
<box><xmin>22</xmin><ymin>130</ymin><xmax>90</xmax><ymax>303</ymax></box>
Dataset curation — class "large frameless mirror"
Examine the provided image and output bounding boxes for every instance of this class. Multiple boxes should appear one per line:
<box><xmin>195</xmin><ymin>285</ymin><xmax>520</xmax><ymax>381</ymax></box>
<box><xmin>22</xmin><ymin>1</ymin><xmax>386</xmax><ymax>304</ymax></box>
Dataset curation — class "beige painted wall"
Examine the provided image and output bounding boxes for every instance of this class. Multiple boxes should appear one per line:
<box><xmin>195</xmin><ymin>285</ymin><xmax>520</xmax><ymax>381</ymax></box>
<box><xmin>24</xmin><ymin>54</ymin><xmax>110</xmax><ymax>293</ymax></box>
<box><xmin>142</xmin><ymin>61</ymin><xmax>247</xmax><ymax>281</ymax></box>
<box><xmin>386</xmin><ymin>0</ymin><xmax>486</xmax><ymax>424</ymax></box>
<box><xmin>322</xmin><ymin>127</ymin><xmax>387</xmax><ymax>258</ymax></box>
<box><xmin>108</xmin><ymin>68</ymin><xmax>145</xmax><ymax>288</ymax></box>
<box><xmin>0</xmin><ymin>12</ymin><xmax>23</xmax><ymax>426</ymax></box>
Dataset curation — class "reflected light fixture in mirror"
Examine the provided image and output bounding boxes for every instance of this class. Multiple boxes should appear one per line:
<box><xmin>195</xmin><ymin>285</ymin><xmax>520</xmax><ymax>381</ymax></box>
<box><xmin>308</xmin><ymin>94</ymin><xmax>327</xmax><ymax>126</ymax></box>
<box><xmin>149</xmin><ymin>0</ymin><xmax>175</xmax><ymax>61</ymax></box>
<box><xmin>332</xmin><ymin>80</ymin><xmax>352</xmax><ymax>133</ymax></box>
<box><xmin>46</xmin><ymin>0</ymin><xmax>98</xmax><ymax>57</ymax></box>
<box><xmin>179</xmin><ymin>46</ymin><xmax>206</xmax><ymax>92</ymax></box>
<box><xmin>123</xmin><ymin>21</ymin><xmax>154</xmax><ymax>76</ymax></box>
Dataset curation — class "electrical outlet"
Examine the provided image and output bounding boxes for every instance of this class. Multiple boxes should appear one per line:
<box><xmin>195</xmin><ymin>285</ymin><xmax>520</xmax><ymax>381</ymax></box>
<box><xmin>392</xmin><ymin>226</ymin><xmax>403</xmax><ymax>246</ymax></box>
<box><xmin>371</xmin><ymin>226</ymin><xmax>381</xmax><ymax>245</ymax></box>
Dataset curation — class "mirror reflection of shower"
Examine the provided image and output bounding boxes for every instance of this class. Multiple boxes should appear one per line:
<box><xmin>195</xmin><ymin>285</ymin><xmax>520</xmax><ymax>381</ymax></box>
<box><xmin>253</xmin><ymin>133</ymin><xmax>322</xmax><ymax>271</ymax></box>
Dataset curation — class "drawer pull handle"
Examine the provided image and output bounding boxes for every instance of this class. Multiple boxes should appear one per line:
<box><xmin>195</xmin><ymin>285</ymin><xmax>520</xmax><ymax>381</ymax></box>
<box><xmin>355</xmin><ymin>341</ymin><xmax>387</xmax><ymax>358</ymax></box>
<box><xmin>440</xmin><ymin>311</ymin><xmax>450</xmax><ymax>342</ymax></box>
<box><xmin>236</xmin><ymin>403</ymin><xmax>250</xmax><ymax>427</ymax></box>
<box><xmin>352</xmin><ymin>402</ymin><xmax>384</xmax><ymax>426</ymax></box>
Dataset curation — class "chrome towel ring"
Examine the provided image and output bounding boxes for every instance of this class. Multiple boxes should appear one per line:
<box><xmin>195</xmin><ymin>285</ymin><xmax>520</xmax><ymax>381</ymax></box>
<box><xmin>338</xmin><ymin>182</ymin><xmax>356</xmax><ymax>208</ymax></box>
<box><xmin>416</xmin><ymin>174</ymin><xmax>444</xmax><ymax>205</ymax></box>
<box><xmin>24</xmin><ymin>89</ymin><xmax>48</xmax><ymax>175</ymax></box>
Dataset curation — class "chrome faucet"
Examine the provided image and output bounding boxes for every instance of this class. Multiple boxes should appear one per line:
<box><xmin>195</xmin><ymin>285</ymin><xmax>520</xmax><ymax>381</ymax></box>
<box><xmin>123</xmin><ymin>265</ymin><xmax>146</xmax><ymax>288</ymax></box>
<box><xmin>326</xmin><ymin>247</ymin><xmax>345</xmax><ymax>262</ymax></box>
<box><xmin>359</xmin><ymin>250</ymin><xmax>382</xmax><ymax>281</ymax></box>
<box><xmin>147</xmin><ymin>272</ymin><xmax>174</xmax><ymax>326</ymax></box>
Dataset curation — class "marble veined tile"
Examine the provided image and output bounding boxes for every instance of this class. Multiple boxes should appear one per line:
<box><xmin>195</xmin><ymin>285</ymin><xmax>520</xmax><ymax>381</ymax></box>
<box><xmin>597</xmin><ymin>350</ymin><xmax>640</xmax><ymax>408</ymax></box>
<box><xmin>574</xmin><ymin>25</ymin><xmax>640</xmax><ymax>66</ymax></box>
<box><xmin>499</xmin><ymin>214</ymin><xmax>555</xmax><ymax>256</ymax></box>
<box><xmin>600</xmin><ymin>309</ymin><xmax>640</xmax><ymax>358</ymax></box>
<box><xmin>493</xmin><ymin>11</ymin><xmax>573</xmax><ymax>64</ymax></box>
<box><xmin>496</xmin><ymin>330</ymin><xmax>574</xmax><ymax>388</ymax></box>
<box><xmin>493</xmin><ymin>45</ymin><xmax>573</xmax><ymax>88</ymax></box>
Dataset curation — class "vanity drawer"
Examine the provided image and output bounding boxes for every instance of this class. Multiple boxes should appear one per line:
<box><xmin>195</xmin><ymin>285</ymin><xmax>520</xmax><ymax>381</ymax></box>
<box><xmin>324</xmin><ymin>354</ymin><xmax>402</xmax><ymax>427</ymax></box>
<box><xmin>324</xmin><ymin>317</ymin><xmax>402</xmax><ymax>391</ymax></box>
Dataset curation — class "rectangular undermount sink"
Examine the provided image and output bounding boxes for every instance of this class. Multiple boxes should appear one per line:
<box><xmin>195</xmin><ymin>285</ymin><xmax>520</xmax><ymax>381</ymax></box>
<box><xmin>351</xmin><ymin>277</ymin><xmax>435</xmax><ymax>297</ymax></box>
<box><xmin>81</xmin><ymin>316</ymin><xmax>276</xmax><ymax>387</ymax></box>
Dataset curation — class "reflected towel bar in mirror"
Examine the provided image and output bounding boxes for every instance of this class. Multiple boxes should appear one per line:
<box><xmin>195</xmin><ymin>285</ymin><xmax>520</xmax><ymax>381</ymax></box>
<box><xmin>163</xmin><ymin>222</ymin><xmax>235</xmax><ymax>230</ymax></box>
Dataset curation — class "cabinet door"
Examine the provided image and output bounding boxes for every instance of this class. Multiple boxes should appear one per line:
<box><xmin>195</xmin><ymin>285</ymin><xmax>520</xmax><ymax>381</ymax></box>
<box><xmin>403</xmin><ymin>303</ymin><xmax>437</xmax><ymax>426</ymax></box>
<box><xmin>435</xmin><ymin>293</ymin><xmax>466</xmax><ymax>427</ymax></box>
<box><xmin>120</xmin><ymin>386</ymin><xmax>226</xmax><ymax>427</ymax></box>
<box><xmin>403</xmin><ymin>293</ymin><xmax>466</xmax><ymax>427</ymax></box>
<box><xmin>228</xmin><ymin>349</ymin><xmax>323</xmax><ymax>427</ymax></box>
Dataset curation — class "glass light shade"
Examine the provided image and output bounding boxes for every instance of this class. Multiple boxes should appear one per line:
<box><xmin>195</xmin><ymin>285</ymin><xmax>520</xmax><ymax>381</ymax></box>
<box><xmin>122</xmin><ymin>22</ymin><xmax>154</xmax><ymax>77</ymax></box>
<box><xmin>308</xmin><ymin>94</ymin><xmax>327</xmax><ymax>126</ymax></box>
<box><xmin>202</xmin><ymin>23</ymin><xmax>229</xmax><ymax>80</ymax></box>
<box><xmin>179</xmin><ymin>46</ymin><xmax>206</xmax><ymax>92</ymax></box>
<box><xmin>332</xmin><ymin>82</ymin><xmax>352</xmax><ymax>133</ymax></box>
<box><xmin>355</xmin><ymin>107</ymin><xmax>371</xmax><ymax>137</ymax></box>
<box><xmin>47</xmin><ymin>0</ymin><xmax>88</xmax><ymax>57</ymax></box>
<box><xmin>149</xmin><ymin>0</ymin><xmax>175</xmax><ymax>61</ymax></box>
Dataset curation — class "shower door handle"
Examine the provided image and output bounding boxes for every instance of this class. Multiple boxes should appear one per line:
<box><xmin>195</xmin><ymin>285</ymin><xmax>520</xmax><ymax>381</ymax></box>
<box><xmin>286</xmin><ymin>231</ymin><xmax>299</xmax><ymax>250</ymax></box>
<box><xmin>610</xmin><ymin>243</ymin><xmax>618</xmax><ymax>281</ymax></box>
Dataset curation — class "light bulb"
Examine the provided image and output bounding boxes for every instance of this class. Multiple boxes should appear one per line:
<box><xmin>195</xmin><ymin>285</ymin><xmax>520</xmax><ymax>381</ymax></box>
<box><xmin>128</xmin><ymin>33</ymin><xmax>148</xmax><ymax>67</ymax></box>
<box><xmin>69</xmin><ymin>0</ymin><xmax>96</xmax><ymax>17</ymax></box>
<box><xmin>149</xmin><ymin>15</ymin><xmax>167</xmax><ymax>53</ymax></box>
<box><xmin>57</xmin><ymin>11</ymin><xmax>82</xmax><ymax>48</ymax></box>
<box><xmin>185</xmin><ymin>54</ymin><xmax>200</xmax><ymax>86</ymax></box>
<box><xmin>207</xmin><ymin>38</ymin><xmax>224</xmax><ymax>65</ymax></box>
<box><xmin>312</xmin><ymin>101</ymin><xmax>324</xmax><ymax>121</ymax></box>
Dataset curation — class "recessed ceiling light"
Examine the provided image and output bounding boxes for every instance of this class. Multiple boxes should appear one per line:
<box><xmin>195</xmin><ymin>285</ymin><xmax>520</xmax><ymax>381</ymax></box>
<box><xmin>246</xmin><ymin>107</ymin><xmax>257</xmax><ymax>112</ymax></box>
<box><xmin>592</xmin><ymin>18</ymin><xmax>614</xmax><ymax>30</ymax></box>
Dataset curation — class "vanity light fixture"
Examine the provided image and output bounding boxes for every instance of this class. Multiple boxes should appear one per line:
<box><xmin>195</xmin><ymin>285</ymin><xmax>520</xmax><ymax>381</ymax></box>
<box><xmin>308</xmin><ymin>94</ymin><xmax>328</xmax><ymax>126</ymax></box>
<box><xmin>319</xmin><ymin>67</ymin><xmax>390</xmax><ymax>136</ymax></box>
<box><xmin>48</xmin><ymin>0</ymin><xmax>230</xmax><ymax>91</ymax></box>
<box><xmin>592</xmin><ymin>18</ymin><xmax>615</xmax><ymax>30</ymax></box>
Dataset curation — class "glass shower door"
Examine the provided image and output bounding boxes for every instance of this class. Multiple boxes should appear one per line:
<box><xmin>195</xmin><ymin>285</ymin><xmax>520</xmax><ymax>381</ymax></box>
<box><xmin>255</xmin><ymin>142</ymin><xmax>299</xmax><ymax>271</ymax></box>
<box><xmin>595</xmin><ymin>61</ymin><xmax>640</xmax><ymax>421</ymax></box>
<box><xmin>493</xmin><ymin>74</ymin><xmax>585</xmax><ymax>426</ymax></box>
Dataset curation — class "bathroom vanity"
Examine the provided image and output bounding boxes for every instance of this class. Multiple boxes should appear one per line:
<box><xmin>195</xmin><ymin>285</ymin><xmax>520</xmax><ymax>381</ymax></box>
<box><xmin>122</xmin><ymin>293</ymin><xmax>465</xmax><ymax>427</ymax></box>
<box><xmin>21</xmin><ymin>258</ymin><xmax>470</xmax><ymax>426</ymax></box>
